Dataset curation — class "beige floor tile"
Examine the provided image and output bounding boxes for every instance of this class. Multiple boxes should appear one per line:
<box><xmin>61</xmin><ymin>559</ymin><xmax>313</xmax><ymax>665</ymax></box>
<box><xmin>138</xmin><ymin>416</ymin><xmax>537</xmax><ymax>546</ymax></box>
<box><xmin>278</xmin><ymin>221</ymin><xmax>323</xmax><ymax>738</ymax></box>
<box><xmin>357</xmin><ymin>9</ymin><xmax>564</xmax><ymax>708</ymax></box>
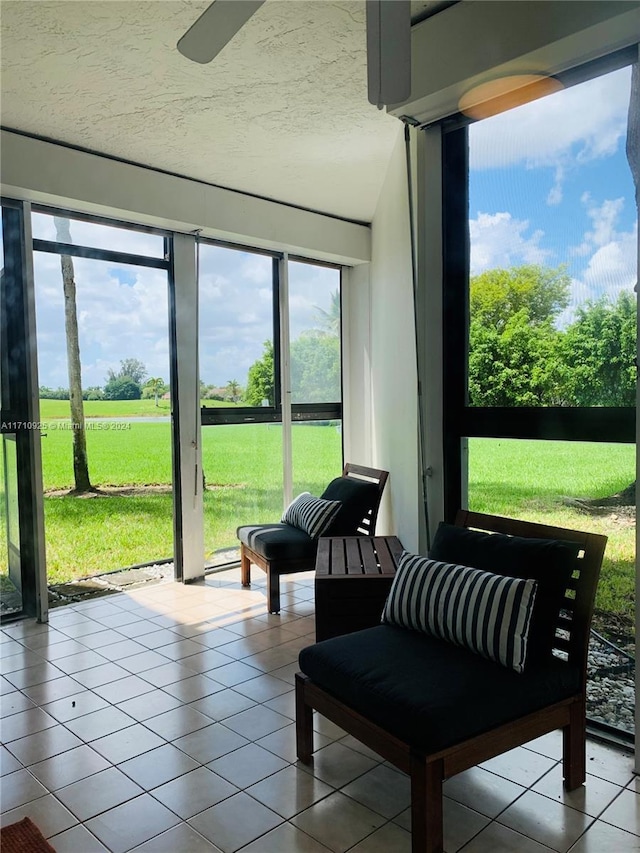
<box><xmin>92</xmin><ymin>674</ymin><xmax>155</xmax><ymax>704</ymax></box>
<box><xmin>479</xmin><ymin>746</ymin><xmax>558</xmax><ymax>787</ymax></box>
<box><xmin>209</xmin><ymin>742</ymin><xmax>289</xmax><ymax>788</ymax></box>
<box><xmin>42</xmin><ymin>690</ymin><xmax>109</xmax><ymax>722</ymax></box>
<box><xmin>1</xmin><ymin>690</ymin><xmax>36</xmax><ymax>716</ymax></box>
<box><xmin>6</xmin><ymin>723</ymin><xmax>83</xmax><ymax>765</ymax></box>
<box><xmin>97</xmin><ymin>639</ymin><xmax>149</xmax><ymax>660</ymax></box>
<box><xmin>443</xmin><ymin>765</ymin><xmax>527</xmax><ymax>818</ymax></box>
<box><xmin>1</xmin><ymin>706</ymin><xmax>57</xmax><ymax>742</ymax></box>
<box><xmin>497</xmin><ymin>789</ymin><xmax>593</xmax><ymax>852</ymax></box>
<box><xmin>0</xmin><ymin>767</ymin><xmax>49</xmax><ymax>812</ymax></box>
<box><xmin>188</xmin><ymin>791</ymin><xmax>282</xmax><ymax>852</ymax></box>
<box><xmin>49</xmin><ymin>823</ymin><xmax>110</xmax><ymax>852</ymax></box>
<box><xmin>342</xmin><ymin>764</ymin><xmax>411</xmax><ymax>819</ymax></box>
<box><xmin>174</xmin><ymin>722</ymin><xmax>249</xmax><ymax>763</ymax></box>
<box><xmin>258</xmin><ymin>722</ymin><xmax>332</xmax><ymax>763</ymax></box>
<box><xmin>118</xmin><ymin>649</ymin><xmax>171</xmax><ymax>673</ymax></box>
<box><xmin>461</xmin><ymin>820</ymin><xmax>558</xmax><ymax>852</ymax></box>
<box><xmin>174</xmin><ymin>648</ymin><xmax>233</xmax><ymax>673</ymax></box>
<box><xmin>264</xmin><ymin>690</ymin><xmax>297</xmax><ymax>717</ymax></box>
<box><xmin>4</xmin><ymin>661</ymin><xmax>65</xmax><ymax>690</ymax></box>
<box><xmin>116</xmin><ymin>688</ymin><xmax>182</xmax><ymax>721</ymax></box>
<box><xmin>138</xmin><ymin>660</ymin><xmax>197</xmax><ymax>687</ymax></box>
<box><xmin>72</xmin><ymin>662</ymin><xmax>131</xmax><ymax>689</ymax></box>
<box><xmin>443</xmin><ymin>798</ymin><xmax>492</xmax><ymax>852</ymax></box>
<box><xmin>599</xmin><ymin>788</ymin><xmax>640</xmax><ymax>835</ymax></box>
<box><xmin>56</xmin><ymin>766</ymin><xmax>145</xmax><ymax>821</ymax></box>
<box><xmin>51</xmin><ymin>650</ymin><xmax>110</xmax><ymax>675</ymax></box>
<box><xmin>29</xmin><ymin>744</ymin><xmax>110</xmax><ymax>790</ymax></box>
<box><xmin>162</xmin><ymin>674</ymin><xmax>225</xmax><ymax>702</ymax></box>
<box><xmin>346</xmin><ymin>821</ymin><xmax>412</xmax><ymax>853</ymax></box>
<box><xmin>21</xmin><ymin>676</ymin><xmax>85</xmax><ymax>705</ymax></box>
<box><xmin>235</xmin><ymin>673</ymin><xmax>293</xmax><ymax>702</ymax></box>
<box><xmin>118</xmin><ymin>743</ymin><xmax>200</xmax><ymax>790</ymax></box>
<box><xmin>300</xmin><ymin>741</ymin><xmax>378</xmax><ymax>789</ymax></box>
<box><xmin>247</xmin><ymin>765</ymin><xmax>334</xmax><ymax>818</ymax></box>
<box><xmin>34</xmin><ymin>639</ymin><xmax>87</xmax><ymax>662</ymax></box>
<box><xmin>151</xmin><ymin>766</ymin><xmax>238</xmax><ymax>819</ymax></box>
<box><xmin>154</xmin><ymin>638</ymin><xmax>205</xmax><ymax>660</ymax></box>
<box><xmin>130</xmin><ymin>822</ymin><xmax>224</xmax><ymax>852</ymax></box>
<box><xmin>75</xmin><ymin>629</ymin><xmax>125</xmax><ymax>650</ymax></box>
<box><xmin>523</xmin><ymin>730</ymin><xmax>563</xmax><ymax>759</ymax></box>
<box><xmin>586</xmin><ymin>741</ymin><xmax>636</xmax><ymax>787</ymax></box>
<box><xmin>188</xmin><ymin>688</ymin><xmax>256</xmax><ymax>721</ymax></box>
<box><xmin>65</xmin><ymin>705</ymin><xmax>135</xmax><ymax>742</ymax></box>
<box><xmin>532</xmin><ymin>764</ymin><xmax>623</xmax><ymax>817</ymax></box>
<box><xmin>0</xmin><ymin>793</ymin><xmax>78</xmax><ymax>838</ymax></box>
<box><xmin>0</xmin><ymin>745</ymin><xmax>23</xmax><ymax>777</ymax></box>
<box><xmin>85</xmin><ymin>793</ymin><xmax>180</xmax><ymax>853</ymax></box>
<box><xmin>142</xmin><ymin>704</ymin><xmax>213</xmax><ymax>739</ymax></box>
<box><xmin>90</xmin><ymin>722</ymin><xmax>166</xmax><ymax>764</ymax></box>
<box><xmin>208</xmin><ymin>660</ymin><xmax>264</xmax><ymax>687</ymax></box>
<box><xmin>239</xmin><ymin>821</ymin><xmax>332</xmax><ymax>852</ymax></box>
<box><xmin>135</xmin><ymin>628</ymin><xmax>185</xmax><ymax>649</ymax></box>
<box><xmin>569</xmin><ymin>820</ymin><xmax>640</xmax><ymax>852</ymax></box>
<box><xmin>222</xmin><ymin>704</ymin><xmax>292</xmax><ymax>739</ymax></box>
<box><xmin>291</xmin><ymin>790</ymin><xmax>386</xmax><ymax>853</ymax></box>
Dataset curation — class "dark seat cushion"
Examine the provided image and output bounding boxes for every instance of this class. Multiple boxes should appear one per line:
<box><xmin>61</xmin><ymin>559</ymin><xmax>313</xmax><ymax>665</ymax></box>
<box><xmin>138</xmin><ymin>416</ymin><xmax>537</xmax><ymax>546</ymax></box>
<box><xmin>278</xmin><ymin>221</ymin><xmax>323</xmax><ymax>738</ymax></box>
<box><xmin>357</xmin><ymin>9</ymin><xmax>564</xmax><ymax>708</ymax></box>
<box><xmin>430</xmin><ymin>523</ymin><xmax>580</xmax><ymax>664</ymax></box>
<box><xmin>299</xmin><ymin>625</ymin><xmax>580</xmax><ymax>753</ymax></box>
<box><xmin>321</xmin><ymin>477</ymin><xmax>380</xmax><ymax>536</ymax></box>
<box><xmin>237</xmin><ymin>523</ymin><xmax>318</xmax><ymax>562</ymax></box>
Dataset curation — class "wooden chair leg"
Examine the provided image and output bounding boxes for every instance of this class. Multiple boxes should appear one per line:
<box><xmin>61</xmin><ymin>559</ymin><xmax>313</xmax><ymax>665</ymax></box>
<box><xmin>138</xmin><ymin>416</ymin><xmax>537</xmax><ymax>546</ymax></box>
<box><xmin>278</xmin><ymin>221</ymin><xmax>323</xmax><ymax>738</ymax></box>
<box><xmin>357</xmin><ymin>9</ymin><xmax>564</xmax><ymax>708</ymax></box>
<box><xmin>410</xmin><ymin>753</ymin><xmax>444</xmax><ymax>853</ymax></box>
<box><xmin>240</xmin><ymin>546</ymin><xmax>251</xmax><ymax>587</ymax></box>
<box><xmin>295</xmin><ymin>673</ymin><xmax>314</xmax><ymax>763</ymax></box>
<box><xmin>267</xmin><ymin>567</ymin><xmax>280</xmax><ymax>614</ymax></box>
<box><xmin>563</xmin><ymin>698</ymin><xmax>586</xmax><ymax>790</ymax></box>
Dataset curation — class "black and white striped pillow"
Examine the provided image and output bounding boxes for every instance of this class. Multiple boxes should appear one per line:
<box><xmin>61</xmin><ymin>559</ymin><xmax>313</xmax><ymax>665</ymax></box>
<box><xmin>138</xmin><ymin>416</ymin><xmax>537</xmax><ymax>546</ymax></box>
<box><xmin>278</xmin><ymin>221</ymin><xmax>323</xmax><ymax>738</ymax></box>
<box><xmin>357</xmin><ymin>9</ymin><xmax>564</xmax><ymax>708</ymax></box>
<box><xmin>281</xmin><ymin>493</ymin><xmax>342</xmax><ymax>539</ymax></box>
<box><xmin>382</xmin><ymin>552</ymin><xmax>537</xmax><ymax>673</ymax></box>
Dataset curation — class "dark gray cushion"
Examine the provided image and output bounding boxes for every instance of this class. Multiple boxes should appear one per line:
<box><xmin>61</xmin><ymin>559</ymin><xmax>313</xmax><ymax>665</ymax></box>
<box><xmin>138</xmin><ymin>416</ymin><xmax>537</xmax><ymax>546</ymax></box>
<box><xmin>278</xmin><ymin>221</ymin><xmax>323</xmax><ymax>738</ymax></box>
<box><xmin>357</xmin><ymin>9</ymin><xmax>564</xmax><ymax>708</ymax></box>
<box><xmin>237</xmin><ymin>523</ymin><xmax>317</xmax><ymax>561</ymax></box>
<box><xmin>321</xmin><ymin>477</ymin><xmax>379</xmax><ymax>536</ymax></box>
<box><xmin>430</xmin><ymin>523</ymin><xmax>580</xmax><ymax>664</ymax></box>
<box><xmin>299</xmin><ymin>625</ymin><xmax>580</xmax><ymax>753</ymax></box>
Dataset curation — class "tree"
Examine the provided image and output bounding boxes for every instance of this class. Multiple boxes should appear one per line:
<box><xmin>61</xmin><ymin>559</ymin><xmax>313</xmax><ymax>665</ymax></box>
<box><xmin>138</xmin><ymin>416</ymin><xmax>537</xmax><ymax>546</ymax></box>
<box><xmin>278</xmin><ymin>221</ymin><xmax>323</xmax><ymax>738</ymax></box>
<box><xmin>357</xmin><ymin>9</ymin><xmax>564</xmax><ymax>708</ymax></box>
<box><xmin>225</xmin><ymin>379</ymin><xmax>241</xmax><ymax>402</ymax></box>
<box><xmin>314</xmin><ymin>289</ymin><xmax>340</xmax><ymax>335</ymax></box>
<box><xmin>109</xmin><ymin>358</ymin><xmax>147</xmax><ymax>386</ymax></box>
<box><xmin>143</xmin><ymin>377</ymin><xmax>165</xmax><ymax>406</ymax></box>
<box><xmin>290</xmin><ymin>332</ymin><xmax>340</xmax><ymax>402</ymax></box>
<box><xmin>245</xmin><ymin>341</ymin><xmax>275</xmax><ymax>406</ymax></box>
<box><xmin>468</xmin><ymin>264</ymin><xmax>570</xmax><ymax>407</ymax></box>
<box><xmin>104</xmin><ymin>376</ymin><xmax>142</xmax><ymax>400</ymax></box>
<box><xmin>54</xmin><ymin>217</ymin><xmax>94</xmax><ymax>494</ymax></box>
<box><xmin>561</xmin><ymin>293</ymin><xmax>637</xmax><ymax>407</ymax></box>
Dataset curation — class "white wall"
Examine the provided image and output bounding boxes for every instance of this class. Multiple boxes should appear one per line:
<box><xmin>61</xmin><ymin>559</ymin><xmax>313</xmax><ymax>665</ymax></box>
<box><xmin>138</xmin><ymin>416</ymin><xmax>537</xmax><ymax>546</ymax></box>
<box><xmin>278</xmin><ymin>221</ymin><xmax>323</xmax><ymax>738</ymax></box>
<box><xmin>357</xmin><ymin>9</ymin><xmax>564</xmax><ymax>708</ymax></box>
<box><xmin>367</xmin><ymin>127</ymin><xmax>421</xmax><ymax>550</ymax></box>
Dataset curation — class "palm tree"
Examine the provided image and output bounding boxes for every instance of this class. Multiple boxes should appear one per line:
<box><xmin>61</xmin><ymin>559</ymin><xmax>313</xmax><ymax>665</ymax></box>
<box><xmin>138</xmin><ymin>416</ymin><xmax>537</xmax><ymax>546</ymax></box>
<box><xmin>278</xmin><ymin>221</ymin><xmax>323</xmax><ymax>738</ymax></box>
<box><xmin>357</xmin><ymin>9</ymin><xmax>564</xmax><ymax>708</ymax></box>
<box><xmin>226</xmin><ymin>379</ymin><xmax>241</xmax><ymax>402</ymax></box>
<box><xmin>145</xmin><ymin>377</ymin><xmax>164</xmax><ymax>407</ymax></box>
<box><xmin>54</xmin><ymin>217</ymin><xmax>94</xmax><ymax>494</ymax></box>
<box><xmin>314</xmin><ymin>289</ymin><xmax>340</xmax><ymax>336</ymax></box>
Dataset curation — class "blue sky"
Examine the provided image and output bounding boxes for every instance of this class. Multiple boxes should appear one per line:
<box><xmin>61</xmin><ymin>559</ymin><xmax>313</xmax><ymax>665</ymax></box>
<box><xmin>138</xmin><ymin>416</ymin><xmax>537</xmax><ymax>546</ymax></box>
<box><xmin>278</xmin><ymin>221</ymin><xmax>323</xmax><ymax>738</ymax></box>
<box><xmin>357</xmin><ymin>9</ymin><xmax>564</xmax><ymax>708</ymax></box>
<box><xmin>30</xmin><ymin>214</ymin><xmax>339</xmax><ymax>390</ymax></box>
<box><xmin>469</xmin><ymin>64</ymin><xmax>637</xmax><ymax>325</ymax></box>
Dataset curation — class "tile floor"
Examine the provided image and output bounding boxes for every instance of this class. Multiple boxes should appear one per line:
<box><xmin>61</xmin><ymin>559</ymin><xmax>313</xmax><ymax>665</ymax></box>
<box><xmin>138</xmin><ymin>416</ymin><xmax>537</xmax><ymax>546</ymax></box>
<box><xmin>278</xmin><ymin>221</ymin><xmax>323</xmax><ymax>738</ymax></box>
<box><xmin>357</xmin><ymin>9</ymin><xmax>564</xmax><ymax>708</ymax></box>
<box><xmin>1</xmin><ymin>568</ymin><xmax>638</xmax><ymax>852</ymax></box>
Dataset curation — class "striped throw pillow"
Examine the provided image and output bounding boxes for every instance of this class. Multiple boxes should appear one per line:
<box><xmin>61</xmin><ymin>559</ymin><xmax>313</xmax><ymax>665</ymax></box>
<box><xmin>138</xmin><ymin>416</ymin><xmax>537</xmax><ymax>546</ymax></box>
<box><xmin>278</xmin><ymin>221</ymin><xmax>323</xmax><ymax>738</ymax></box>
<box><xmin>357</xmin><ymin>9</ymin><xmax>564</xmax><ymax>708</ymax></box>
<box><xmin>281</xmin><ymin>493</ymin><xmax>342</xmax><ymax>539</ymax></box>
<box><xmin>382</xmin><ymin>552</ymin><xmax>538</xmax><ymax>673</ymax></box>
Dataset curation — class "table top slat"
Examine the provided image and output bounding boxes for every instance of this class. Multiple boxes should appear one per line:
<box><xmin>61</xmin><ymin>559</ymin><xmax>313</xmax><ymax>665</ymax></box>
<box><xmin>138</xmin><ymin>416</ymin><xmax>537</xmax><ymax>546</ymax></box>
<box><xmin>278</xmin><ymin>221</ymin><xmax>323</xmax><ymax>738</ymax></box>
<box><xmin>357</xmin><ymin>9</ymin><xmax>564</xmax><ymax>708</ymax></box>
<box><xmin>345</xmin><ymin>538</ymin><xmax>364</xmax><ymax>575</ymax></box>
<box><xmin>375</xmin><ymin>537</ymin><xmax>400</xmax><ymax>575</ymax></box>
<box><xmin>330</xmin><ymin>537</ymin><xmax>347</xmax><ymax>575</ymax></box>
<box><xmin>359</xmin><ymin>538</ymin><xmax>380</xmax><ymax>575</ymax></box>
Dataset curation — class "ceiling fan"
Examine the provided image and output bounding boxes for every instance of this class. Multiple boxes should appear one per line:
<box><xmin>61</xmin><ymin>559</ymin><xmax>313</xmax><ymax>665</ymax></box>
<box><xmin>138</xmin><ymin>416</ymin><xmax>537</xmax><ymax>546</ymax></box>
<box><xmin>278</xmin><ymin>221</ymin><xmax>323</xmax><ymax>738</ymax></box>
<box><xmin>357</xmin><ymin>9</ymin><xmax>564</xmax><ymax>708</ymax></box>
<box><xmin>177</xmin><ymin>0</ymin><xmax>411</xmax><ymax>110</ymax></box>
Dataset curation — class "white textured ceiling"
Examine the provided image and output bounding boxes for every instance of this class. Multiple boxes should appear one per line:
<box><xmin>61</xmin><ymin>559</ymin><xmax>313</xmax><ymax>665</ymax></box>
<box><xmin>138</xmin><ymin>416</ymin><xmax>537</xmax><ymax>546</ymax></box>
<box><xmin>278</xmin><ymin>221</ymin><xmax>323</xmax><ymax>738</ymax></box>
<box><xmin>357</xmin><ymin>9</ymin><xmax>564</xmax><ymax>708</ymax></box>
<box><xmin>0</xmin><ymin>0</ymin><xmax>446</xmax><ymax>222</ymax></box>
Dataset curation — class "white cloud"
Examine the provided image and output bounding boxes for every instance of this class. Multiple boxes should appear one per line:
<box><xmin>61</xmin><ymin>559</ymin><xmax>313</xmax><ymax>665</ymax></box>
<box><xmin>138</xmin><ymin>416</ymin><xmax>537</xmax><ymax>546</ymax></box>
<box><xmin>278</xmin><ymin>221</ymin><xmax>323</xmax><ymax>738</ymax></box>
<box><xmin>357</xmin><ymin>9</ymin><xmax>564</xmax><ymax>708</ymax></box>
<box><xmin>469</xmin><ymin>66</ymin><xmax>630</xmax><ymax>171</ymax></box>
<box><xmin>469</xmin><ymin>211</ymin><xmax>551</xmax><ymax>274</ymax></box>
<box><xmin>571</xmin><ymin>194</ymin><xmax>626</xmax><ymax>256</ymax></box>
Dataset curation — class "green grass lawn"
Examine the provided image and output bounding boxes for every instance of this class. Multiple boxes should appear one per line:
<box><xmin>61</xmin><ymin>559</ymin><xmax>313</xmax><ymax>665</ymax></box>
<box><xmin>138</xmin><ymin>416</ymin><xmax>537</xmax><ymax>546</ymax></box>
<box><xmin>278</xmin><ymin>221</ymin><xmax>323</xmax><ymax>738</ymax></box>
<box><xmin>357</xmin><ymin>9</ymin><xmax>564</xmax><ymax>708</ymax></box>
<box><xmin>0</xmin><ymin>426</ymin><xmax>635</xmax><ymax>622</ymax></box>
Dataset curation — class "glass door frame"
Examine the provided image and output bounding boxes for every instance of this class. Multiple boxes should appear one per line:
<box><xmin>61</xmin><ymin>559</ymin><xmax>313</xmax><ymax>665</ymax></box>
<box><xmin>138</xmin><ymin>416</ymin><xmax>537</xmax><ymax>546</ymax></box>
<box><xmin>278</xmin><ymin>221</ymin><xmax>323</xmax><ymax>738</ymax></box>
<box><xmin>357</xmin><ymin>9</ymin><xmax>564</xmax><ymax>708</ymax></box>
<box><xmin>1</xmin><ymin>200</ymin><xmax>48</xmax><ymax>621</ymax></box>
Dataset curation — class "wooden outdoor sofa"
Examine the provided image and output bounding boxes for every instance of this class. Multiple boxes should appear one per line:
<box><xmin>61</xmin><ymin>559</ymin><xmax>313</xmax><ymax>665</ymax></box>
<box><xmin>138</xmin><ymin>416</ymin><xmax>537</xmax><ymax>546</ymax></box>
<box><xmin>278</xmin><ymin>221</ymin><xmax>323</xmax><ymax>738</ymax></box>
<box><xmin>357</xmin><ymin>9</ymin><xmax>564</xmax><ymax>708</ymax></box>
<box><xmin>237</xmin><ymin>463</ymin><xmax>389</xmax><ymax>614</ymax></box>
<box><xmin>296</xmin><ymin>510</ymin><xmax>607</xmax><ymax>853</ymax></box>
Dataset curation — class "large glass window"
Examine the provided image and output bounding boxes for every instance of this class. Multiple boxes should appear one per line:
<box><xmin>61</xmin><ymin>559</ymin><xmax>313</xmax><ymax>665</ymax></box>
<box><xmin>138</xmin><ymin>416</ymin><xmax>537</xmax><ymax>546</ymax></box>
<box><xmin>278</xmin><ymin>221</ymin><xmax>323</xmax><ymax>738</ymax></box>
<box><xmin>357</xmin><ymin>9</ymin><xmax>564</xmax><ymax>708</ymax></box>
<box><xmin>442</xmin><ymin>55</ymin><xmax>638</xmax><ymax>738</ymax></box>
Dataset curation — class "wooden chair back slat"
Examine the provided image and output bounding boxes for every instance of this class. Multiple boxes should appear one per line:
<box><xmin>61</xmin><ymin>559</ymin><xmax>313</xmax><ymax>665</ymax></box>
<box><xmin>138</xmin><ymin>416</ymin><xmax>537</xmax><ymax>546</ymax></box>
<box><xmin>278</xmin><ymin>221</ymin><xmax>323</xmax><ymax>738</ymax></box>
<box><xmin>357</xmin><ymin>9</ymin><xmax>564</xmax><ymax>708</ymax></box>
<box><xmin>454</xmin><ymin>511</ymin><xmax>607</xmax><ymax>687</ymax></box>
<box><xmin>342</xmin><ymin>463</ymin><xmax>389</xmax><ymax>536</ymax></box>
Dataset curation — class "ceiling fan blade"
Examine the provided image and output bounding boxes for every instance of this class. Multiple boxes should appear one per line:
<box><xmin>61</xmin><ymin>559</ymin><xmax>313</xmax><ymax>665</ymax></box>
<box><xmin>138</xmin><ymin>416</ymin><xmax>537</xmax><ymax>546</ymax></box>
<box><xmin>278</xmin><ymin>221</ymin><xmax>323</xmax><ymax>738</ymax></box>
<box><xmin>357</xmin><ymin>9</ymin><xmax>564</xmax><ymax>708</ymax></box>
<box><xmin>366</xmin><ymin>0</ymin><xmax>411</xmax><ymax>109</ymax></box>
<box><xmin>177</xmin><ymin>0</ymin><xmax>266</xmax><ymax>64</ymax></box>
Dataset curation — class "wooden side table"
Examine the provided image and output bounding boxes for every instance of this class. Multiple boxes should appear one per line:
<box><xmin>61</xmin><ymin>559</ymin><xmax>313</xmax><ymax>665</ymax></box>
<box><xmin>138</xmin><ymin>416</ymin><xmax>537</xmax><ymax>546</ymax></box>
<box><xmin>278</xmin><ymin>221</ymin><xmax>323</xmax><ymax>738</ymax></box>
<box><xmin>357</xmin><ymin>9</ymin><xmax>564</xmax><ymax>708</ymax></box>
<box><xmin>314</xmin><ymin>535</ymin><xmax>403</xmax><ymax>642</ymax></box>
